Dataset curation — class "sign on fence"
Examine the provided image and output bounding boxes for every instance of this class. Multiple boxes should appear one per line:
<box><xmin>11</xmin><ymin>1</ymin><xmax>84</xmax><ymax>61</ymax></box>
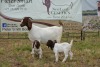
<box><xmin>0</xmin><ymin>17</ymin><xmax>28</xmax><ymax>32</ymax></box>
<box><xmin>0</xmin><ymin>0</ymin><xmax>82</xmax><ymax>22</ymax></box>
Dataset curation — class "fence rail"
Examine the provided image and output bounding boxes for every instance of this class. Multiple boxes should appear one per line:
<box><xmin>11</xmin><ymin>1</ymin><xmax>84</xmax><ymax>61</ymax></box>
<box><xmin>0</xmin><ymin>32</ymin><xmax>28</xmax><ymax>39</ymax></box>
<box><xmin>0</xmin><ymin>31</ymin><xmax>100</xmax><ymax>40</ymax></box>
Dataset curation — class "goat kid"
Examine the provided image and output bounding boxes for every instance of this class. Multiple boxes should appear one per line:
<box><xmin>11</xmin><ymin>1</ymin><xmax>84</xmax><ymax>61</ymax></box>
<box><xmin>31</xmin><ymin>40</ymin><xmax>42</xmax><ymax>59</ymax></box>
<box><xmin>46</xmin><ymin>40</ymin><xmax>73</xmax><ymax>62</ymax></box>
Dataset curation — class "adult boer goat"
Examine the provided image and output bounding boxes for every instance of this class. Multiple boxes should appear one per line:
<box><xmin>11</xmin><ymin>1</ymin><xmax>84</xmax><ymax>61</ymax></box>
<box><xmin>20</xmin><ymin>17</ymin><xmax>63</xmax><ymax>58</ymax></box>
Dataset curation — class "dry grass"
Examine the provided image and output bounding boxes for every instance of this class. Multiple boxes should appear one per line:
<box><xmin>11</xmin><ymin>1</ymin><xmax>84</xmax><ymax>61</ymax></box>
<box><xmin>0</xmin><ymin>37</ymin><xmax>100</xmax><ymax>67</ymax></box>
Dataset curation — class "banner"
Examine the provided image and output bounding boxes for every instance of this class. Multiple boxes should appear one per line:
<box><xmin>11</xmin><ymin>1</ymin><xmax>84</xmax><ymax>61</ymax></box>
<box><xmin>0</xmin><ymin>0</ymin><xmax>82</xmax><ymax>22</ymax></box>
<box><xmin>97</xmin><ymin>1</ymin><xmax>100</xmax><ymax>16</ymax></box>
<box><xmin>82</xmin><ymin>0</ymin><xmax>98</xmax><ymax>15</ymax></box>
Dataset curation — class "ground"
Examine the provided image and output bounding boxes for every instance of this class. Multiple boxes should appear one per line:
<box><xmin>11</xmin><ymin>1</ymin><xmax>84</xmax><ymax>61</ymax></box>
<box><xmin>0</xmin><ymin>37</ymin><xmax>100</xmax><ymax>67</ymax></box>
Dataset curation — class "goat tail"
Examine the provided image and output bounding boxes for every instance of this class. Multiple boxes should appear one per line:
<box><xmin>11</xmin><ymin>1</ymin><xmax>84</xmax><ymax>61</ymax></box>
<box><xmin>59</xmin><ymin>20</ymin><xmax>63</xmax><ymax>26</ymax></box>
<box><xmin>70</xmin><ymin>39</ymin><xmax>73</xmax><ymax>46</ymax></box>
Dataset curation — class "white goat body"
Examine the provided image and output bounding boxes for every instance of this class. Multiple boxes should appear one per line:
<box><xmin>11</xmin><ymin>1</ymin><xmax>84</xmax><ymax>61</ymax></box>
<box><xmin>53</xmin><ymin>40</ymin><xmax>73</xmax><ymax>62</ymax></box>
<box><xmin>28</xmin><ymin>24</ymin><xmax>63</xmax><ymax>43</ymax></box>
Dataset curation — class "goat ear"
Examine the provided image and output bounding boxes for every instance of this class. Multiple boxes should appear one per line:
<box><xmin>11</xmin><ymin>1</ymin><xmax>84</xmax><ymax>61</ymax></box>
<box><xmin>32</xmin><ymin>41</ymin><xmax>35</xmax><ymax>48</ymax></box>
<box><xmin>27</xmin><ymin>18</ymin><xmax>32</xmax><ymax>30</ymax></box>
<box><xmin>48</xmin><ymin>46</ymin><xmax>50</xmax><ymax>48</ymax></box>
<box><xmin>46</xmin><ymin>42</ymin><xmax>49</xmax><ymax>48</ymax></box>
<box><xmin>35</xmin><ymin>40</ymin><xmax>40</xmax><ymax>49</ymax></box>
<box><xmin>46</xmin><ymin>40</ymin><xmax>50</xmax><ymax>48</ymax></box>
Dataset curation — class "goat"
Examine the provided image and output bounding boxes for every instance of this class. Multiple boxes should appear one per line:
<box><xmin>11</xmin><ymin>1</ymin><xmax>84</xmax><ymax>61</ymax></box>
<box><xmin>46</xmin><ymin>40</ymin><xmax>73</xmax><ymax>62</ymax></box>
<box><xmin>31</xmin><ymin>40</ymin><xmax>42</xmax><ymax>59</ymax></box>
<box><xmin>20</xmin><ymin>17</ymin><xmax>63</xmax><ymax>58</ymax></box>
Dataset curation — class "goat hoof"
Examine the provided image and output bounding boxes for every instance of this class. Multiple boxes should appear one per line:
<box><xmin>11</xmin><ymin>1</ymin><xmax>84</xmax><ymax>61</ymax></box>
<box><xmin>31</xmin><ymin>55</ymin><xmax>34</xmax><ymax>58</ymax></box>
<box><xmin>70</xmin><ymin>58</ymin><xmax>73</xmax><ymax>60</ymax></box>
<box><xmin>39</xmin><ymin>57</ymin><xmax>42</xmax><ymax>59</ymax></box>
<box><xmin>54</xmin><ymin>61</ymin><xmax>58</xmax><ymax>63</ymax></box>
<box><xmin>62</xmin><ymin>61</ymin><xmax>66</xmax><ymax>63</ymax></box>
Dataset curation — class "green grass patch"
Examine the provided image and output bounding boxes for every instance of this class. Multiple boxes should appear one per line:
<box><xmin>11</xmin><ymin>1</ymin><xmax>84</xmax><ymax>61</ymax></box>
<box><xmin>0</xmin><ymin>37</ymin><xmax>100</xmax><ymax>67</ymax></box>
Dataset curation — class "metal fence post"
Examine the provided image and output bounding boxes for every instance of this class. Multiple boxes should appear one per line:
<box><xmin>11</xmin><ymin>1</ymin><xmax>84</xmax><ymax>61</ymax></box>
<box><xmin>67</xmin><ymin>32</ymin><xmax>69</xmax><ymax>41</ymax></box>
<box><xmin>83</xmin><ymin>31</ymin><xmax>85</xmax><ymax>40</ymax></box>
<box><xmin>81</xmin><ymin>30</ymin><xmax>83</xmax><ymax>40</ymax></box>
<box><xmin>81</xmin><ymin>30</ymin><xmax>85</xmax><ymax>40</ymax></box>
<box><xmin>8</xmin><ymin>32</ymin><xmax>9</xmax><ymax>39</ymax></box>
<box><xmin>98</xmin><ymin>31</ymin><xmax>99</xmax><ymax>36</ymax></box>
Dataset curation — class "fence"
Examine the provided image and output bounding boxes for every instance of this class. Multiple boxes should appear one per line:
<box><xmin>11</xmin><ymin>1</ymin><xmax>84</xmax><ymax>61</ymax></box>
<box><xmin>0</xmin><ymin>31</ymin><xmax>99</xmax><ymax>40</ymax></box>
<box><xmin>63</xmin><ymin>31</ymin><xmax>99</xmax><ymax>40</ymax></box>
<box><xmin>0</xmin><ymin>32</ymin><xmax>28</xmax><ymax>39</ymax></box>
<box><xmin>82</xmin><ymin>31</ymin><xmax>100</xmax><ymax>40</ymax></box>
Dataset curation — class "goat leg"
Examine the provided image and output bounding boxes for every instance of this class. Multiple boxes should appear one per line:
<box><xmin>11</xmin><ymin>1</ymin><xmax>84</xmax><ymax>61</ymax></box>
<box><xmin>62</xmin><ymin>52</ymin><xmax>68</xmax><ymax>62</ymax></box>
<box><xmin>31</xmin><ymin>49</ymin><xmax>35</xmax><ymax>58</ymax></box>
<box><xmin>69</xmin><ymin>50</ymin><xmax>73</xmax><ymax>60</ymax></box>
<box><xmin>39</xmin><ymin>48</ymin><xmax>42</xmax><ymax>59</ymax></box>
<box><xmin>55</xmin><ymin>53</ymin><xmax>58</xmax><ymax>62</ymax></box>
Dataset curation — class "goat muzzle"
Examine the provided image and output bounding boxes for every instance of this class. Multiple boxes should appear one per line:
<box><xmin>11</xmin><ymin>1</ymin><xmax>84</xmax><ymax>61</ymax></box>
<box><xmin>20</xmin><ymin>24</ymin><xmax>24</xmax><ymax>27</ymax></box>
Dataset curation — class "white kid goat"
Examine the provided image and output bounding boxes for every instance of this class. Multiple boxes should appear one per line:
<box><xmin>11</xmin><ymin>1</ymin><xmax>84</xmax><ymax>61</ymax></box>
<box><xmin>46</xmin><ymin>39</ymin><xmax>73</xmax><ymax>62</ymax></box>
